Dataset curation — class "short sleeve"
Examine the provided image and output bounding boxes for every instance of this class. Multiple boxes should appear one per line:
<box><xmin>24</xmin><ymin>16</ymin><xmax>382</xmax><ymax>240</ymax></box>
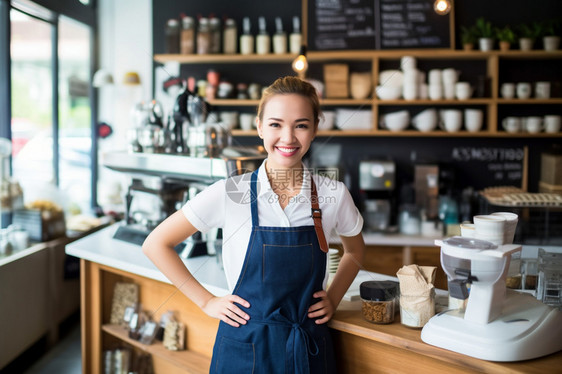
<box><xmin>181</xmin><ymin>179</ymin><xmax>226</xmax><ymax>233</ymax></box>
<box><xmin>334</xmin><ymin>184</ymin><xmax>364</xmax><ymax>237</ymax></box>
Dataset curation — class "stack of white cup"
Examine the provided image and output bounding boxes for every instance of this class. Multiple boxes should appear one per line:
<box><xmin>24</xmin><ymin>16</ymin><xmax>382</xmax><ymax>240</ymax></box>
<box><xmin>401</xmin><ymin>56</ymin><xmax>419</xmax><ymax>101</ymax></box>
<box><xmin>462</xmin><ymin>212</ymin><xmax>518</xmax><ymax>245</ymax></box>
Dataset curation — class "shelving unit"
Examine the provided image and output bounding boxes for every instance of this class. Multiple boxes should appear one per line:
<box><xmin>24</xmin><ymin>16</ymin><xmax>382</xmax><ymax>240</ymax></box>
<box><xmin>154</xmin><ymin>50</ymin><xmax>562</xmax><ymax>138</ymax></box>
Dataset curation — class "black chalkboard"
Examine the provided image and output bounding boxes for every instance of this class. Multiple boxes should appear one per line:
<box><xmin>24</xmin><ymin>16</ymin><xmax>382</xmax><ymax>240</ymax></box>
<box><xmin>307</xmin><ymin>0</ymin><xmax>452</xmax><ymax>51</ymax></box>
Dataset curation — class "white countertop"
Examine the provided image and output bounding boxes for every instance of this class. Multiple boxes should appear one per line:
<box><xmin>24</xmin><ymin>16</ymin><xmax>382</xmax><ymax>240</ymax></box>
<box><xmin>65</xmin><ymin>223</ymin><xmax>229</xmax><ymax>297</ymax></box>
<box><xmin>361</xmin><ymin>232</ymin><xmax>441</xmax><ymax>247</ymax></box>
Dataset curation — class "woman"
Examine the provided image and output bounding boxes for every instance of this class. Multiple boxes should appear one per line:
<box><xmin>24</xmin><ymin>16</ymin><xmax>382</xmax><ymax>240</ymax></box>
<box><xmin>143</xmin><ymin>76</ymin><xmax>365</xmax><ymax>373</ymax></box>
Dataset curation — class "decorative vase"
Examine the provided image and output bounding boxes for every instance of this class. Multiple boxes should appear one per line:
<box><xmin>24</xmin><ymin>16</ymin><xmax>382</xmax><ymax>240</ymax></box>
<box><xmin>543</xmin><ymin>36</ymin><xmax>561</xmax><ymax>51</ymax></box>
<box><xmin>519</xmin><ymin>37</ymin><xmax>534</xmax><ymax>51</ymax></box>
<box><xmin>463</xmin><ymin>43</ymin><xmax>474</xmax><ymax>51</ymax></box>
<box><xmin>499</xmin><ymin>41</ymin><xmax>510</xmax><ymax>52</ymax></box>
<box><xmin>478</xmin><ymin>38</ymin><xmax>494</xmax><ymax>51</ymax></box>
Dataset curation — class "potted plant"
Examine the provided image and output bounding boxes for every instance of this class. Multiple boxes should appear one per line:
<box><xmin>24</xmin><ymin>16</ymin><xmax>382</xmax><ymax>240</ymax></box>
<box><xmin>474</xmin><ymin>17</ymin><xmax>495</xmax><ymax>51</ymax></box>
<box><xmin>460</xmin><ymin>25</ymin><xmax>478</xmax><ymax>51</ymax></box>
<box><xmin>541</xmin><ymin>19</ymin><xmax>561</xmax><ymax>51</ymax></box>
<box><xmin>495</xmin><ymin>26</ymin><xmax>516</xmax><ymax>52</ymax></box>
<box><xmin>517</xmin><ymin>22</ymin><xmax>541</xmax><ymax>51</ymax></box>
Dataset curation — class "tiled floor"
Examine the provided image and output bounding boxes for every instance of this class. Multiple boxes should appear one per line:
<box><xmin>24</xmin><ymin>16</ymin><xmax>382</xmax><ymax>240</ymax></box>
<box><xmin>1</xmin><ymin>315</ymin><xmax>81</xmax><ymax>374</ymax></box>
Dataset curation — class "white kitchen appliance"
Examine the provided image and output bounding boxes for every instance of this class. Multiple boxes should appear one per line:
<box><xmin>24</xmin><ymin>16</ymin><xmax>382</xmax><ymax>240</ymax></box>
<box><xmin>421</xmin><ymin>236</ymin><xmax>562</xmax><ymax>361</ymax></box>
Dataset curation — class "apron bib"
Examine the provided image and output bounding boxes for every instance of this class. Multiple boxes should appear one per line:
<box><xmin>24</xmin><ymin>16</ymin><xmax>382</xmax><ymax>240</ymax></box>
<box><xmin>210</xmin><ymin>170</ymin><xmax>336</xmax><ymax>374</ymax></box>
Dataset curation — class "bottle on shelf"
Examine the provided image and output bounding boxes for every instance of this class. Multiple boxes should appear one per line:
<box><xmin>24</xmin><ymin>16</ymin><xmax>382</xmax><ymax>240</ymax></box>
<box><xmin>256</xmin><ymin>16</ymin><xmax>270</xmax><ymax>55</ymax></box>
<box><xmin>273</xmin><ymin>17</ymin><xmax>287</xmax><ymax>54</ymax></box>
<box><xmin>165</xmin><ymin>18</ymin><xmax>180</xmax><ymax>54</ymax></box>
<box><xmin>240</xmin><ymin>17</ymin><xmax>254</xmax><ymax>55</ymax></box>
<box><xmin>209</xmin><ymin>16</ymin><xmax>221</xmax><ymax>54</ymax></box>
<box><xmin>289</xmin><ymin>16</ymin><xmax>302</xmax><ymax>55</ymax></box>
<box><xmin>196</xmin><ymin>17</ymin><xmax>211</xmax><ymax>55</ymax></box>
<box><xmin>180</xmin><ymin>15</ymin><xmax>194</xmax><ymax>54</ymax></box>
<box><xmin>223</xmin><ymin>18</ymin><xmax>237</xmax><ymax>54</ymax></box>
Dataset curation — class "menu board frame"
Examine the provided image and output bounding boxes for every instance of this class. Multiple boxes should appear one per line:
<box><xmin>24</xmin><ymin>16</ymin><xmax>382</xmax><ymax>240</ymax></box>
<box><xmin>305</xmin><ymin>0</ymin><xmax>455</xmax><ymax>51</ymax></box>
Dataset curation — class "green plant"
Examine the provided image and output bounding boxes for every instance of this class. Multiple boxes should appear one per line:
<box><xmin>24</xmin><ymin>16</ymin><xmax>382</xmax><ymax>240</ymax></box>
<box><xmin>541</xmin><ymin>19</ymin><xmax>561</xmax><ymax>36</ymax></box>
<box><xmin>474</xmin><ymin>17</ymin><xmax>494</xmax><ymax>39</ymax></box>
<box><xmin>495</xmin><ymin>26</ymin><xmax>516</xmax><ymax>43</ymax></box>
<box><xmin>517</xmin><ymin>22</ymin><xmax>542</xmax><ymax>40</ymax></box>
<box><xmin>460</xmin><ymin>25</ymin><xmax>478</xmax><ymax>45</ymax></box>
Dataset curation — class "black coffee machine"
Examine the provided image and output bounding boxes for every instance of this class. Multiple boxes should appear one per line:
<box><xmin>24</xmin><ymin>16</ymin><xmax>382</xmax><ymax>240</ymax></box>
<box><xmin>359</xmin><ymin>160</ymin><xmax>396</xmax><ymax>231</ymax></box>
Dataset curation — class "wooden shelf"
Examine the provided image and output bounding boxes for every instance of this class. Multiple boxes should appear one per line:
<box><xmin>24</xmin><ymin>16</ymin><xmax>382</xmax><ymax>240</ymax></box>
<box><xmin>102</xmin><ymin>324</ymin><xmax>210</xmax><ymax>374</ymax></box>
<box><xmin>231</xmin><ymin>129</ymin><xmax>562</xmax><ymax>137</ymax></box>
<box><xmin>497</xmin><ymin>98</ymin><xmax>562</xmax><ymax>104</ymax></box>
<box><xmin>376</xmin><ymin>99</ymin><xmax>492</xmax><ymax>105</ymax></box>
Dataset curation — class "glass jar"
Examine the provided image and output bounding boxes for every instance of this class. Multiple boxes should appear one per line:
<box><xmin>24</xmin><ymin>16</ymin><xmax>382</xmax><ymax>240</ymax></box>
<box><xmin>209</xmin><ymin>16</ymin><xmax>221</xmax><ymax>54</ymax></box>
<box><xmin>537</xmin><ymin>248</ymin><xmax>562</xmax><ymax>308</ymax></box>
<box><xmin>165</xmin><ymin>19</ymin><xmax>180</xmax><ymax>54</ymax></box>
<box><xmin>180</xmin><ymin>16</ymin><xmax>194</xmax><ymax>54</ymax></box>
<box><xmin>223</xmin><ymin>18</ymin><xmax>237</xmax><ymax>54</ymax></box>
<box><xmin>196</xmin><ymin>17</ymin><xmax>211</xmax><ymax>55</ymax></box>
<box><xmin>360</xmin><ymin>281</ymin><xmax>398</xmax><ymax>324</ymax></box>
<box><xmin>398</xmin><ymin>204</ymin><xmax>421</xmax><ymax>235</ymax></box>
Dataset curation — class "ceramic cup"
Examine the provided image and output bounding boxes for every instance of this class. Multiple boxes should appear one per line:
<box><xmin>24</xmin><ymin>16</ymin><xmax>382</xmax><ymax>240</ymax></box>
<box><xmin>318</xmin><ymin>111</ymin><xmax>335</xmax><ymax>130</ymax></box>
<box><xmin>429</xmin><ymin>84</ymin><xmax>443</xmax><ymax>100</ymax></box>
<box><xmin>544</xmin><ymin>115</ymin><xmax>561</xmax><ymax>133</ymax></box>
<box><xmin>502</xmin><ymin>116</ymin><xmax>521</xmax><ymax>133</ymax></box>
<box><xmin>460</xmin><ymin>222</ymin><xmax>477</xmax><ymax>238</ymax></box>
<box><xmin>402</xmin><ymin>82</ymin><xmax>418</xmax><ymax>101</ymax></box>
<box><xmin>412</xmin><ymin>108</ymin><xmax>438</xmax><ymax>132</ymax></box>
<box><xmin>350</xmin><ymin>72</ymin><xmax>372</xmax><ymax>99</ymax></box>
<box><xmin>442</xmin><ymin>68</ymin><xmax>459</xmax><ymax>84</ymax></box>
<box><xmin>428</xmin><ymin>69</ymin><xmax>442</xmax><ymax>86</ymax></box>
<box><xmin>516</xmin><ymin>82</ymin><xmax>532</xmax><ymax>99</ymax></box>
<box><xmin>491</xmin><ymin>212</ymin><xmax>518</xmax><ymax>244</ymax></box>
<box><xmin>219</xmin><ymin>111</ymin><xmax>239</xmax><ymax>130</ymax></box>
<box><xmin>474</xmin><ymin>214</ymin><xmax>506</xmax><ymax>245</ymax></box>
<box><xmin>239</xmin><ymin>113</ymin><xmax>256</xmax><ymax>130</ymax></box>
<box><xmin>418</xmin><ymin>83</ymin><xmax>429</xmax><ymax>100</ymax></box>
<box><xmin>439</xmin><ymin>109</ymin><xmax>462</xmax><ymax>132</ymax></box>
<box><xmin>381</xmin><ymin>110</ymin><xmax>410</xmax><ymax>131</ymax></box>
<box><xmin>464</xmin><ymin>109</ymin><xmax>484</xmax><ymax>132</ymax></box>
<box><xmin>500</xmin><ymin>83</ymin><xmax>516</xmax><ymax>99</ymax></box>
<box><xmin>455</xmin><ymin>82</ymin><xmax>473</xmax><ymax>100</ymax></box>
<box><xmin>523</xmin><ymin>116</ymin><xmax>543</xmax><ymax>133</ymax></box>
<box><xmin>535</xmin><ymin>81</ymin><xmax>551</xmax><ymax>99</ymax></box>
<box><xmin>443</xmin><ymin>82</ymin><xmax>456</xmax><ymax>100</ymax></box>
<box><xmin>400</xmin><ymin>56</ymin><xmax>417</xmax><ymax>71</ymax></box>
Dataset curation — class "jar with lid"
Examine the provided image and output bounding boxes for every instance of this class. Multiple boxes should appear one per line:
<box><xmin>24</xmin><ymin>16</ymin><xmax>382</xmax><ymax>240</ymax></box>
<box><xmin>180</xmin><ymin>16</ymin><xmax>195</xmax><ymax>54</ymax></box>
<box><xmin>196</xmin><ymin>17</ymin><xmax>211</xmax><ymax>55</ymax></box>
<box><xmin>272</xmin><ymin>17</ymin><xmax>287</xmax><ymax>54</ymax></box>
<box><xmin>209</xmin><ymin>16</ymin><xmax>221</xmax><ymax>54</ymax></box>
<box><xmin>165</xmin><ymin>18</ymin><xmax>180</xmax><ymax>54</ymax></box>
<box><xmin>240</xmin><ymin>17</ymin><xmax>254</xmax><ymax>55</ymax></box>
<box><xmin>289</xmin><ymin>16</ymin><xmax>302</xmax><ymax>54</ymax></box>
<box><xmin>223</xmin><ymin>18</ymin><xmax>237</xmax><ymax>54</ymax></box>
<box><xmin>256</xmin><ymin>16</ymin><xmax>270</xmax><ymax>55</ymax></box>
<box><xmin>360</xmin><ymin>281</ymin><xmax>398</xmax><ymax>324</ymax></box>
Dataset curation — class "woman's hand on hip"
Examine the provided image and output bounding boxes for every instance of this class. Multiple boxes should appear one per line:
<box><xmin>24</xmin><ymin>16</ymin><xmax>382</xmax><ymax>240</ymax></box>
<box><xmin>307</xmin><ymin>290</ymin><xmax>334</xmax><ymax>324</ymax></box>
<box><xmin>202</xmin><ymin>295</ymin><xmax>250</xmax><ymax>327</ymax></box>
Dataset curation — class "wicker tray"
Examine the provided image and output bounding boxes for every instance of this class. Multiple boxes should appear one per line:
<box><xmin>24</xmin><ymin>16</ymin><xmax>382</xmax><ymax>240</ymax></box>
<box><xmin>480</xmin><ymin>186</ymin><xmax>562</xmax><ymax>207</ymax></box>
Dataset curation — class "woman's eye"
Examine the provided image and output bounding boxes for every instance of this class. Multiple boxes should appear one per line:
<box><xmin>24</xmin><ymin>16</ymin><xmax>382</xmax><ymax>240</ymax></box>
<box><xmin>296</xmin><ymin>123</ymin><xmax>309</xmax><ymax>129</ymax></box>
<box><xmin>269</xmin><ymin>122</ymin><xmax>280</xmax><ymax>127</ymax></box>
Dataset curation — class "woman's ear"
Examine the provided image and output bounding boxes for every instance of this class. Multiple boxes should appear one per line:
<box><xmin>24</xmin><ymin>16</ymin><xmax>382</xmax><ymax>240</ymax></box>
<box><xmin>256</xmin><ymin>118</ymin><xmax>263</xmax><ymax>138</ymax></box>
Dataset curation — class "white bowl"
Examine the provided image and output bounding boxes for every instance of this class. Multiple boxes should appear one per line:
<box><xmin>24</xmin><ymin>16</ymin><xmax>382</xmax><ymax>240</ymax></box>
<box><xmin>381</xmin><ymin>110</ymin><xmax>410</xmax><ymax>132</ymax></box>
<box><xmin>379</xmin><ymin>70</ymin><xmax>404</xmax><ymax>87</ymax></box>
<box><xmin>375</xmin><ymin>85</ymin><xmax>402</xmax><ymax>100</ymax></box>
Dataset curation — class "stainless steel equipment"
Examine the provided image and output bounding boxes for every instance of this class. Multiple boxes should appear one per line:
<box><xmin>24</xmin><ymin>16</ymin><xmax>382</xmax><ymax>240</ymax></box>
<box><xmin>359</xmin><ymin>160</ymin><xmax>396</xmax><ymax>232</ymax></box>
<box><xmin>421</xmin><ymin>236</ymin><xmax>562</xmax><ymax>361</ymax></box>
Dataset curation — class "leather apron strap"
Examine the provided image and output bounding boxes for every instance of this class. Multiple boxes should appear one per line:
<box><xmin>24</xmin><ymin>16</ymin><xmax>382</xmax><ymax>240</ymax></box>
<box><xmin>310</xmin><ymin>177</ymin><xmax>328</xmax><ymax>253</ymax></box>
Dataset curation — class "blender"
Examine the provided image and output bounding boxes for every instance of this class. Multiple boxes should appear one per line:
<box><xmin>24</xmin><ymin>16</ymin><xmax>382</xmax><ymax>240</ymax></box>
<box><xmin>421</xmin><ymin>236</ymin><xmax>562</xmax><ymax>361</ymax></box>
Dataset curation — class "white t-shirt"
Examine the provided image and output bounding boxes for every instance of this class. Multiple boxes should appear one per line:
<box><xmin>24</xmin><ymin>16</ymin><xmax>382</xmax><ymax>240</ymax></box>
<box><xmin>182</xmin><ymin>160</ymin><xmax>364</xmax><ymax>291</ymax></box>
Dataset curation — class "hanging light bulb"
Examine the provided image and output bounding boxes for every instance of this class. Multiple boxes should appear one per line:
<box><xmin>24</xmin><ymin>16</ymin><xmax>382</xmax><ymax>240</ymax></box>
<box><xmin>291</xmin><ymin>45</ymin><xmax>308</xmax><ymax>79</ymax></box>
<box><xmin>434</xmin><ymin>0</ymin><xmax>451</xmax><ymax>15</ymax></box>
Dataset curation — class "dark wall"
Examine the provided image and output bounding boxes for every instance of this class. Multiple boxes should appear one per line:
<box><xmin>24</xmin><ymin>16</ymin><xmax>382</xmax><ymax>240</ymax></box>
<box><xmin>151</xmin><ymin>0</ymin><xmax>562</xmax><ymax>202</ymax></box>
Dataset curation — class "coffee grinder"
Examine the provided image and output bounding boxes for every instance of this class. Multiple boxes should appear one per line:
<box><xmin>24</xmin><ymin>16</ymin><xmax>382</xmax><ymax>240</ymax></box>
<box><xmin>359</xmin><ymin>160</ymin><xmax>396</xmax><ymax>231</ymax></box>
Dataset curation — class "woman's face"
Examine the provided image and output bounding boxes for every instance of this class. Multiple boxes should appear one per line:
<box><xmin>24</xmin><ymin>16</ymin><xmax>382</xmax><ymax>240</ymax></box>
<box><xmin>257</xmin><ymin>94</ymin><xmax>316</xmax><ymax>170</ymax></box>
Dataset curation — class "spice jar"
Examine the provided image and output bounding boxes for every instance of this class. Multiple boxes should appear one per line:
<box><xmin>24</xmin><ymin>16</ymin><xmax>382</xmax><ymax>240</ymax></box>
<box><xmin>360</xmin><ymin>281</ymin><xmax>398</xmax><ymax>324</ymax></box>
<box><xmin>209</xmin><ymin>16</ymin><xmax>221</xmax><ymax>54</ymax></box>
<box><xmin>165</xmin><ymin>19</ymin><xmax>180</xmax><ymax>54</ymax></box>
<box><xmin>223</xmin><ymin>18</ymin><xmax>237</xmax><ymax>54</ymax></box>
<box><xmin>196</xmin><ymin>17</ymin><xmax>211</xmax><ymax>55</ymax></box>
<box><xmin>289</xmin><ymin>16</ymin><xmax>302</xmax><ymax>54</ymax></box>
<box><xmin>180</xmin><ymin>16</ymin><xmax>195</xmax><ymax>54</ymax></box>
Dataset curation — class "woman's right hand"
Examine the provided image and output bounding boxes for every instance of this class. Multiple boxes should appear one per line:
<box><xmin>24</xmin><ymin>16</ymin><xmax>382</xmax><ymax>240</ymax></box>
<box><xmin>202</xmin><ymin>295</ymin><xmax>251</xmax><ymax>327</ymax></box>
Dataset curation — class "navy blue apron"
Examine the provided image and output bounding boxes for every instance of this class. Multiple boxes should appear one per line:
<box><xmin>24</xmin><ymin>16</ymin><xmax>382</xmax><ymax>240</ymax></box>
<box><xmin>210</xmin><ymin>170</ymin><xmax>336</xmax><ymax>374</ymax></box>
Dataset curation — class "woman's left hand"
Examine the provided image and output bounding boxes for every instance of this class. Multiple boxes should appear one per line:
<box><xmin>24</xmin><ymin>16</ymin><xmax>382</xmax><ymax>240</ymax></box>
<box><xmin>307</xmin><ymin>290</ymin><xmax>334</xmax><ymax>324</ymax></box>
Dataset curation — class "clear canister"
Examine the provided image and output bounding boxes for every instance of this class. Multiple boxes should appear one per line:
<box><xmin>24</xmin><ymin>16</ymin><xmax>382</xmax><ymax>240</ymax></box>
<box><xmin>360</xmin><ymin>281</ymin><xmax>399</xmax><ymax>324</ymax></box>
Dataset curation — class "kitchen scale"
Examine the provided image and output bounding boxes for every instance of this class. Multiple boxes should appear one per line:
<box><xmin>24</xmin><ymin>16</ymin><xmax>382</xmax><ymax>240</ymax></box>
<box><xmin>421</xmin><ymin>236</ymin><xmax>562</xmax><ymax>362</ymax></box>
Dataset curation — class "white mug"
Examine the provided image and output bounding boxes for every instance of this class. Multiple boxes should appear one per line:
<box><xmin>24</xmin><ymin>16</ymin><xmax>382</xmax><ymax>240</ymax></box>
<box><xmin>523</xmin><ymin>116</ymin><xmax>543</xmax><ymax>133</ymax></box>
<box><xmin>455</xmin><ymin>82</ymin><xmax>473</xmax><ymax>100</ymax></box>
<box><xmin>239</xmin><ymin>113</ymin><xmax>256</xmax><ymax>130</ymax></box>
<box><xmin>502</xmin><ymin>117</ymin><xmax>521</xmax><ymax>133</ymax></box>
<box><xmin>439</xmin><ymin>109</ymin><xmax>462</xmax><ymax>132</ymax></box>
<box><xmin>501</xmin><ymin>83</ymin><xmax>516</xmax><ymax>99</ymax></box>
<box><xmin>402</xmin><ymin>82</ymin><xmax>418</xmax><ymax>101</ymax></box>
<box><xmin>464</xmin><ymin>109</ymin><xmax>484</xmax><ymax>132</ymax></box>
<box><xmin>443</xmin><ymin>82</ymin><xmax>456</xmax><ymax>100</ymax></box>
<box><xmin>400</xmin><ymin>56</ymin><xmax>417</xmax><ymax>71</ymax></box>
<box><xmin>403</xmin><ymin>69</ymin><xmax>419</xmax><ymax>86</ymax></box>
<box><xmin>441</xmin><ymin>68</ymin><xmax>459</xmax><ymax>84</ymax></box>
<box><xmin>516</xmin><ymin>82</ymin><xmax>532</xmax><ymax>99</ymax></box>
<box><xmin>535</xmin><ymin>81</ymin><xmax>551</xmax><ymax>99</ymax></box>
<box><xmin>412</xmin><ymin>108</ymin><xmax>438</xmax><ymax>132</ymax></box>
<box><xmin>544</xmin><ymin>115</ymin><xmax>562</xmax><ymax>133</ymax></box>
<box><xmin>474</xmin><ymin>215</ymin><xmax>506</xmax><ymax>245</ymax></box>
<box><xmin>428</xmin><ymin>69</ymin><xmax>442</xmax><ymax>85</ymax></box>
<box><xmin>428</xmin><ymin>84</ymin><xmax>443</xmax><ymax>100</ymax></box>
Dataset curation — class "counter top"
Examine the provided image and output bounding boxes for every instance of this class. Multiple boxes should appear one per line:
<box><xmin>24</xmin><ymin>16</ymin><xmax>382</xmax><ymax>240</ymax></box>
<box><xmin>65</xmin><ymin>223</ymin><xmax>229</xmax><ymax>297</ymax></box>
<box><xmin>361</xmin><ymin>232</ymin><xmax>441</xmax><ymax>247</ymax></box>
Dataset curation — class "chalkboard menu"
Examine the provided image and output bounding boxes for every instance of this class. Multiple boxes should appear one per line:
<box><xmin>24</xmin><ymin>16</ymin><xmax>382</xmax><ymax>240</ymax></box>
<box><xmin>308</xmin><ymin>0</ymin><xmax>451</xmax><ymax>50</ymax></box>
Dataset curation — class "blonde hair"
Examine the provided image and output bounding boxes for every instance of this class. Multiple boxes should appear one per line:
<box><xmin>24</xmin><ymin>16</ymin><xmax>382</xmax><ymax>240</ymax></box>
<box><xmin>257</xmin><ymin>76</ymin><xmax>320</xmax><ymax>129</ymax></box>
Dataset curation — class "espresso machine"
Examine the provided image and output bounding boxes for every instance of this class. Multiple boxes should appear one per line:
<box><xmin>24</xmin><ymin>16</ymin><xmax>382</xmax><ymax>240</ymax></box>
<box><xmin>359</xmin><ymin>160</ymin><xmax>396</xmax><ymax>231</ymax></box>
<box><xmin>421</xmin><ymin>236</ymin><xmax>562</xmax><ymax>361</ymax></box>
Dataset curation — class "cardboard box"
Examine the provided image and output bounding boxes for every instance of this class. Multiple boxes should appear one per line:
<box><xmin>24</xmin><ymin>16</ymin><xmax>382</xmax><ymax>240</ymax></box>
<box><xmin>540</xmin><ymin>153</ymin><xmax>562</xmax><ymax>185</ymax></box>
<box><xmin>325</xmin><ymin>81</ymin><xmax>349</xmax><ymax>98</ymax></box>
<box><xmin>324</xmin><ymin>63</ymin><xmax>349</xmax><ymax>83</ymax></box>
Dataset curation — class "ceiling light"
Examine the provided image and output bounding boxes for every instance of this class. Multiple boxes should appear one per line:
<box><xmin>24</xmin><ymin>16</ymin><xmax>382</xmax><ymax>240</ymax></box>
<box><xmin>434</xmin><ymin>0</ymin><xmax>451</xmax><ymax>15</ymax></box>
